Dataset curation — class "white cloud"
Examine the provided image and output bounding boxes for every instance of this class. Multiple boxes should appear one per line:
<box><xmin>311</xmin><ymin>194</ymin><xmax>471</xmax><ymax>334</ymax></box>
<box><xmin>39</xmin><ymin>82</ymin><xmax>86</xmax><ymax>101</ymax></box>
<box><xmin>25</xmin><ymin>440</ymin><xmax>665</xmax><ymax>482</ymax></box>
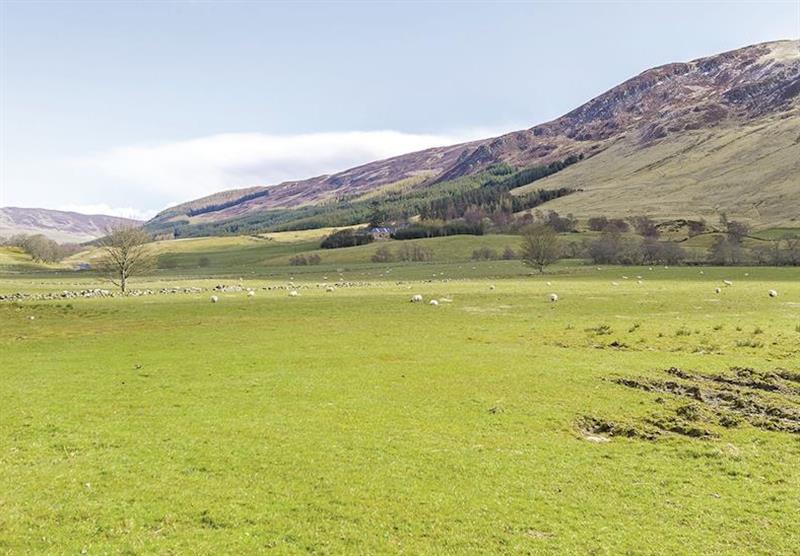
<box><xmin>57</xmin><ymin>204</ymin><xmax>158</xmax><ymax>221</ymax></box>
<box><xmin>4</xmin><ymin>127</ymin><xmax>517</xmax><ymax>218</ymax></box>
<box><xmin>69</xmin><ymin>128</ymin><xmax>509</xmax><ymax>210</ymax></box>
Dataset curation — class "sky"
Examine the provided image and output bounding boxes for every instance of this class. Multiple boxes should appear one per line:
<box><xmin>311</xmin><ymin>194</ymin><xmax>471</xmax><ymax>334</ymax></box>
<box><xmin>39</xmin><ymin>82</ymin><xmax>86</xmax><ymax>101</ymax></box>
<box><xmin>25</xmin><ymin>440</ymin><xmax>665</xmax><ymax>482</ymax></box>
<box><xmin>1</xmin><ymin>1</ymin><xmax>798</xmax><ymax>220</ymax></box>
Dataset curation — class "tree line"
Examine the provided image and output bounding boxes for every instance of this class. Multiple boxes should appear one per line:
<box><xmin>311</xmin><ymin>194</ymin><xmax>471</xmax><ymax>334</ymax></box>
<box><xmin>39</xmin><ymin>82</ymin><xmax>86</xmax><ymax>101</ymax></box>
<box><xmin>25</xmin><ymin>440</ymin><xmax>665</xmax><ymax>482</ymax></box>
<box><xmin>1</xmin><ymin>234</ymin><xmax>82</xmax><ymax>263</ymax></box>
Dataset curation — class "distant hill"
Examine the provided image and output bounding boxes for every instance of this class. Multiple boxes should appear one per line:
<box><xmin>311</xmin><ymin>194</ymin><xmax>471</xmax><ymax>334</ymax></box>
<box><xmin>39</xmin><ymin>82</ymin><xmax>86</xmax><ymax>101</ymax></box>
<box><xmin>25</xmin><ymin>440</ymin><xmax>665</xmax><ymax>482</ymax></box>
<box><xmin>148</xmin><ymin>39</ymin><xmax>800</xmax><ymax>236</ymax></box>
<box><xmin>0</xmin><ymin>207</ymin><xmax>142</xmax><ymax>243</ymax></box>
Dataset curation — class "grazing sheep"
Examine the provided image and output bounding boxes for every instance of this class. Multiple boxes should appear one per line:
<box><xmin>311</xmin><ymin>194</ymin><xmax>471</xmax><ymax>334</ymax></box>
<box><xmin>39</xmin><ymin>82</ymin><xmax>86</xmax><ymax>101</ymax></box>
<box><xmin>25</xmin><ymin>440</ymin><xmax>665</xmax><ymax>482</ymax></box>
<box><xmin>289</xmin><ymin>290</ymin><xmax>299</xmax><ymax>297</ymax></box>
<box><xmin>549</xmin><ymin>293</ymin><xmax>559</xmax><ymax>302</ymax></box>
<box><xmin>247</xmin><ymin>291</ymin><xmax>255</xmax><ymax>297</ymax></box>
<box><xmin>723</xmin><ymin>280</ymin><xmax>733</xmax><ymax>287</ymax></box>
<box><xmin>715</xmin><ymin>287</ymin><xmax>722</xmax><ymax>294</ymax></box>
<box><xmin>410</xmin><ymin>294</ymin><xmax>423</xmax><ymax>303</ymax></box>
<box><xmin>326</xmin><ymin>286</ymin><xmax>335</xmax><ymax>292</ymax></box>
<box><xmin>611</xmin><ymin>281</ymin><xmax>620</xmax><ymax>286</ymax></box>
<box><xmin>210</xmin><ymin>295</ymin><xmax>219</xmax><ymax>303</ymax></box>
<box><xmin>28</xmin><ymin>315</ymin><xmax>35</xmax><ymax>321</ymax></box>
<box><xmin>546</xmin><ymin>281</ymin><xmax>552</xmax><ymax>286</ymax></box>
<box><xmin>429</xmin><ymin>299</ymin><xmax>439</xmax><ymax>306</ymax></box>
<box><xmin>769</xmin><ymin>289</ymin><xmax>778</xmax><ymax>298</ymax></box>
<box><xmin>637</xmin><ymin>280</ymin><xmax>643</xmax><ymax>285</ymax></box>
<box><xmin>489</xmin><ymin>285</ymin><xmax>496</xmax><ymax>290</ymax></box>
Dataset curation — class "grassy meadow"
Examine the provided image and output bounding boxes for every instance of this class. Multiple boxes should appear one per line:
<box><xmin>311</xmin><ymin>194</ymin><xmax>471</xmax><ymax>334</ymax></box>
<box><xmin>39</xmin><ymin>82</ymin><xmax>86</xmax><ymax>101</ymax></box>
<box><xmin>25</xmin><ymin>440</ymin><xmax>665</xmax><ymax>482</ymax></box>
<box><xmin>1</xmin><ymin>235</ymin><xmax>800</xmax><ymax>554</ymax></box>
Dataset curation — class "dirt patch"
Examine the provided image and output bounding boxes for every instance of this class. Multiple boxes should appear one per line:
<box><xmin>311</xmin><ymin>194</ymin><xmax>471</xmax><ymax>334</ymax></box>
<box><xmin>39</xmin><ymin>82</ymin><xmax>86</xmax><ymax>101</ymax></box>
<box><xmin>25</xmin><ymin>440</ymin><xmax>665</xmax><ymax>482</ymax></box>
<box><xmin>606</xmin><ymin>366</ymin><xmax>800</xmax><ymax>438</ymax></box>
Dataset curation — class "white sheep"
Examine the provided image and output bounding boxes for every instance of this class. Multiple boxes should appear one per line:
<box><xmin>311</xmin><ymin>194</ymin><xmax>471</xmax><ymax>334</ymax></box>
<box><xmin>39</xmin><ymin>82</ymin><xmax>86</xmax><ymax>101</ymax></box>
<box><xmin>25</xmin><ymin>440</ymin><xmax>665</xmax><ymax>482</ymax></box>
<box><xmin>210</xmin><ymin>295</ymin><xmax>219</xmax><ymax>303</ymax></box>
<box><xmin>723</xmin><ymin>280</ymin><xmax>733</xmax><ymax>287</ymax></box>
<box><xmin>715</xmin><ymin>287</ymin><xmax>722</xmax><ymax>294</ymax></box>
<box><xmin>429</xmin><ymin>299</ymin><xmax>439</xmax><ymax>306</ymax></box>
<box><xmin>611</xmin><ymin>281</ymin><xmax>620</xmax><ymax>286</ymax></box>
<box><xmin>410</xmin><ymin>294</ymin><xmax>423</xmax><ymax>303</ymax></box>
<box><xmin>289</xmin><ymin>290</ymin><xmax>299</xmax><ymax>297</ymax></box>
<box><xmin>489</xmin><ymin>285</ymin><xmax>496</xmax><ymax>290</ymax></box>
<box><xmin>549</xmin><ymin>293</ymin><xmax>559</xmax><ymax>302</ymax></box>
<box><xmin>768</xmin><ymin>289</ymin><xmax>778</xmax><ymax>298</ymax></box>
<box><xmin>326</xmin><ymin>286</ymin><xmax>336</xmax><ymax>292</ymax></box>
<box><xmin>247</xmin><ymin>290</ymin><xmax>255</xmax><ymax>297</ymax></box>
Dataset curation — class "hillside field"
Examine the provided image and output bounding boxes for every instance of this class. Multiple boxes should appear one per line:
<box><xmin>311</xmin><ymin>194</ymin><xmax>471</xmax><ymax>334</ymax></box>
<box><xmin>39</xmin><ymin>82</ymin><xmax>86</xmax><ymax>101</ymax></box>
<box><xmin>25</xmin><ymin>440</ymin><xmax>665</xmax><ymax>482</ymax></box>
<box><xmin>2</xmin><ymin>235</ymin><xmax>800</xmax><ymax>554</ymax></box>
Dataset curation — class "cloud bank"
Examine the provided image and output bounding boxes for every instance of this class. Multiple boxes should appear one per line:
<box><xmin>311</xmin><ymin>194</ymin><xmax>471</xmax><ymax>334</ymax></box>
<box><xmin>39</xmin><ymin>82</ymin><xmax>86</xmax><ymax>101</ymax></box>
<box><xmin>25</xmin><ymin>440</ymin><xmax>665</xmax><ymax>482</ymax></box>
<box><xmin>62</xmin><ymin>128</ymin><xmax>506</xmax><ymax>215</ymax></box>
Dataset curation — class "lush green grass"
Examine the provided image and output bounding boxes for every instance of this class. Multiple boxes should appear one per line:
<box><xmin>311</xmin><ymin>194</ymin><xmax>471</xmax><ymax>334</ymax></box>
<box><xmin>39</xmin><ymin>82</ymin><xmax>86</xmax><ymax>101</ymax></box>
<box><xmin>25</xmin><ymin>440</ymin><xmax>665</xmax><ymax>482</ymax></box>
<box><xmin>2</xmin><ymin>256</ymin><xmax>800</xmax><ymax>553</ymax></box>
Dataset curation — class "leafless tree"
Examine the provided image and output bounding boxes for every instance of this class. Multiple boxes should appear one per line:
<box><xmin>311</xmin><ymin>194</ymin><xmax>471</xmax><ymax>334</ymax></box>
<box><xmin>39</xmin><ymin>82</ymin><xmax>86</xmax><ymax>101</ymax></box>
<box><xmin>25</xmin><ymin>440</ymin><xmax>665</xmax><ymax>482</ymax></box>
<box><xmin>97</xmin><ymin>226</ymin><xmax>154</xmax><ymax>293</ymax></box>
<box><xmin>520</xmin><ymin>224</ymin><xmax>562</xmax><ymax>273</ymax></box>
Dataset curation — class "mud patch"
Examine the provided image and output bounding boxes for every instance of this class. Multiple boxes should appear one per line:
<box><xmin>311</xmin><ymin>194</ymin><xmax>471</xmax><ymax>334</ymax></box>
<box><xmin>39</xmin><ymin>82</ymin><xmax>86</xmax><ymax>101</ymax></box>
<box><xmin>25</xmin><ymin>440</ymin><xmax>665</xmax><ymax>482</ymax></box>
<box><xmin>606</xmin><ymin>366</ymin><xmax>800</xmax><ymax>438</ymax></box>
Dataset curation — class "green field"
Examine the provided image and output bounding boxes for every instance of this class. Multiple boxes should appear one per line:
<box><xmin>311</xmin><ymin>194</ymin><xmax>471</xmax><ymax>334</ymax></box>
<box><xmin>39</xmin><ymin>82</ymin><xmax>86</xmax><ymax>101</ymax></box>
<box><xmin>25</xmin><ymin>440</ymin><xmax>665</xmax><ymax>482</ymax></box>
<box><xmin>2</xmin><ymin>238</ymin><xmax>800</xmax><ymax>554</ymax></box>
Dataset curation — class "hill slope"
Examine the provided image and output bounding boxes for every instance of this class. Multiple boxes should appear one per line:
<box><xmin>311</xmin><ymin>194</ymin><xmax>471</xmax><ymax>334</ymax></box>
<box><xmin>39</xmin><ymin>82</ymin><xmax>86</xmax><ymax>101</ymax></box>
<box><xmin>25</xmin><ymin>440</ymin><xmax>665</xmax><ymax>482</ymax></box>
<box><xmin>0</xmin><ymin>207</ymin><xmax>142</xmax><ymax>243</ymax></box>
<box><xmin>149</xmin><ymin>39</ymin><xmax>800</xmax><ymax>234</ymax></box>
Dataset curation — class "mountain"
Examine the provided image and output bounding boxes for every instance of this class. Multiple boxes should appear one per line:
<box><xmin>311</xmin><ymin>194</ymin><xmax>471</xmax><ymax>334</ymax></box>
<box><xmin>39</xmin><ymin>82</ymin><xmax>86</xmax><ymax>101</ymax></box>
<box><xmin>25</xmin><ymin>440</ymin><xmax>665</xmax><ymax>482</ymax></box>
<box><xmin>149</xmin><ymin>39</ymin><xmax>800</xmax><ymax>235</ymax></box>
<box><xmin>0</xmin><ymin>207</ymin><xmax>142</xmax><ymax>243</ymax></box>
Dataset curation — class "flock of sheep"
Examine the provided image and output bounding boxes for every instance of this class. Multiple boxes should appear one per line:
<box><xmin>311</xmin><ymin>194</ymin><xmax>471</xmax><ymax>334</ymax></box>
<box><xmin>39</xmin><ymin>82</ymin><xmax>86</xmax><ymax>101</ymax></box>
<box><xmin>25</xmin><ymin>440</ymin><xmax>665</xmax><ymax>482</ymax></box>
<box><xmin>208</xmin><ymin>271</ymin><xmax>780</xmax><ymax>305</ymax></box>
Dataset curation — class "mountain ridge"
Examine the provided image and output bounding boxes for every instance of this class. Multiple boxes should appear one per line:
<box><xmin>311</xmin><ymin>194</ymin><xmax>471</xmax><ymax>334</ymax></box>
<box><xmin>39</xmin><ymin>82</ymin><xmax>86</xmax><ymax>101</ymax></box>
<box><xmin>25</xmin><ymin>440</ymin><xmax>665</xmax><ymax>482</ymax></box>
<box><xmin>0</xmin><ymin>207</ymin><xmax>142</xmax><ymax>243</ymax></box>
<box><xmin>149</xmin><ymin>39</ymin><xmax>799</xmax><ymax>233</ymax></box>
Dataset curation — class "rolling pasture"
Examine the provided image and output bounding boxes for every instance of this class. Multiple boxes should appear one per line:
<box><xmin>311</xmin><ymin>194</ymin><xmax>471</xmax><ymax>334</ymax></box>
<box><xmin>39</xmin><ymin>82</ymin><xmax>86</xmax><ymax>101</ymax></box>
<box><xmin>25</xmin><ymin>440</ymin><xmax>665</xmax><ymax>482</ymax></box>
<box><xmin>1</xmin><ymin>238</ymin><xmax>799</xmax><ymax>554</ymax></box>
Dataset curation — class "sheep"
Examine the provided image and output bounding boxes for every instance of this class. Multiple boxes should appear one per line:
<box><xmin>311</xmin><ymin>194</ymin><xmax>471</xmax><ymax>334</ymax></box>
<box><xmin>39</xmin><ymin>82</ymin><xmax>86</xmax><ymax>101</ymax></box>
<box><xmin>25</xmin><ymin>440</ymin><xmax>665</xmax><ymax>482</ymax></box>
<box><xmin>489</xmin><ymin>285</ymin><xmax>495</xmax><ymax>290</ymax></box>
<box><xmin>723</xmin><ymin>280</ymin><xmax>733</xmax><ymax>287</ymax></box>
<box><xmin>289</xmin><ymin>290</ymin><xmax>299</xmax><ymax>297</ymax></box>
<box><xmin>429</xmin><ymin>299</ymin><xmax>439</xmax><ymax>306</ymax></box>
<box><xmin>768</xmin><ymin>289</ymin><xmax>778</xmax><ymax>298</ymax></box>
<box><xmin>410</xmin><ymin>294</ymin><xmax>423</xmax><ymax>303</ymax></box>
<box><xmin>326</xmin><ymin>286</ymin><xmax>336</xmax><ymax>292</ymax></box>
<box><xmin>715</xmin><ymin>287</ymin><xmax>722</xmax><ymax>294</ymax></box>
<box><xmin>549</xmin><ymin>293</ymin><xmax>559</xmax><ymax>302</ymax></box>
<box><xmin>611</xmin><ymin>281</ymin><xmax>620</xmax><ymax>286</ymax></box>
<box><xmin>546</xmin><ymin>281</ymin><xmax>552</xmax><ymax>286</ymax></box>
<box><xmin>247</xmin><ymin>290</ymin><xmax>256</xmax><ymax>297</ymax></box>
<box><xmin>637</xmin><ymin>280</ymin><xmax>643</xmax><ymax>285</ymax></box>
<box><xmin>210</xmin><ymin>295</ymin><xmax>219</xmax><ymax>303</ymax></box>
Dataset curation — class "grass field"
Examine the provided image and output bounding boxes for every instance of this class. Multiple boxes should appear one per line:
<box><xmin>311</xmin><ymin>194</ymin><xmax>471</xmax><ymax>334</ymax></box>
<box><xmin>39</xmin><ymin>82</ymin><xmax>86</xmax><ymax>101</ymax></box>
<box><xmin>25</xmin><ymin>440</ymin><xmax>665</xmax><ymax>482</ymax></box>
<box><xmin>2</xmin><ymin>238</ymin><xmax>800</xmax><ymax>553</ymax></box>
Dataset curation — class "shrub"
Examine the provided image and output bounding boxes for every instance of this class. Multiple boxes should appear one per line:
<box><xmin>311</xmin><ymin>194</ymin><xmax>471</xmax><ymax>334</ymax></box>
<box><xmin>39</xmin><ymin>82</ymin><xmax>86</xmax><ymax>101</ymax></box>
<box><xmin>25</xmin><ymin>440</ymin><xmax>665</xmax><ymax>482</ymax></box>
<box><xmin>396</xmin><ymin>244</ymin><xmax>433</xmax><ymax>262</ymax></box>
<box><xmin>471</xmin><ymin>247</ymin><xmax>498</xmax><ymax>261</ymax></box>
<box><xmin>371</xmin><ymin>245</ymin><xmax>395</xmax><ymax>263</ymax></box>
<box><xmin>289</xmin><ymin>254</ymin><xmax>322</xmax><ymax>266</ymax></box>
<box><xmin>587</xmin><ymin>216</ymin><xmax>609</xmax><ymax>232</ymax></box>
<box><xmin>320</xmin><ymin>228</ymin><xmax>373</xmax><ymax>249</ymax></box>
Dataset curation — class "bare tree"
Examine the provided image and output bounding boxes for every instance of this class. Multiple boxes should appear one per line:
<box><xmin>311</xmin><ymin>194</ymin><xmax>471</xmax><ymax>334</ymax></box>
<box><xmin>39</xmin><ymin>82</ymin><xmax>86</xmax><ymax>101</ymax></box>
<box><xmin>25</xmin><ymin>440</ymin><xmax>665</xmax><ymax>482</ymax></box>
<box><xmin>520</xmin><ymin>224</ymin><xmax>562</xmax><ymax>273</ymax></box>
<box><xmin>97</xmin><ymin>226</ymin><xmax>154</xmax><ymax>293</ymax></box>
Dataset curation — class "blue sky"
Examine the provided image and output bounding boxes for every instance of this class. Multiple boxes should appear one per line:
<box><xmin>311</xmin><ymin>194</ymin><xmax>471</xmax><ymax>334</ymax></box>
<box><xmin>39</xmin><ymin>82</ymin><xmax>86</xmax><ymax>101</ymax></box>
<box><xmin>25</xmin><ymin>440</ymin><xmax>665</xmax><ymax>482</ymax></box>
<box><xmin>1</xmin><ymin>1</ymin><xmax>798</xmax><ymax>219</ymax></box>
